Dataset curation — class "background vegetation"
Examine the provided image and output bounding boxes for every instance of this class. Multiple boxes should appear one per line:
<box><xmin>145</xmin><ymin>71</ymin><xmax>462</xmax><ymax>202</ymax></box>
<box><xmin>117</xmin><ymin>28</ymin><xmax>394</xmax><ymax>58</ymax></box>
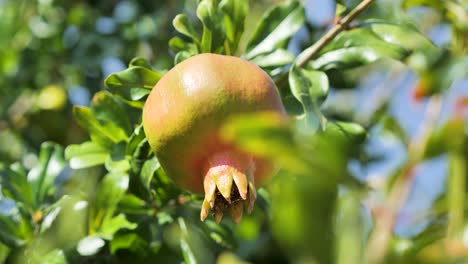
<box><xmin>0</xmin><ymin>0</ymin><xmax>467</xmax><ymax>263</ymax></box>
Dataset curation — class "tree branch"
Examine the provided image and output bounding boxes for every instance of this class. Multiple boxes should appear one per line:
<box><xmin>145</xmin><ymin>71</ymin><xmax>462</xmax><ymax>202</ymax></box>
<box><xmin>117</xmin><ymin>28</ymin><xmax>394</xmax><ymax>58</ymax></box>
<box><xmin>275</xmin><ymin>0</ymin><xmax>375</xmax><ymax>88</ymax></box>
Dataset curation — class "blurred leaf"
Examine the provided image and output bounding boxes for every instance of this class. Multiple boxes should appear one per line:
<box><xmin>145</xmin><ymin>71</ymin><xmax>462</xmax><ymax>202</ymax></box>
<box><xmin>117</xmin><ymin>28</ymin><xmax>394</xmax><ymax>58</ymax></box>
<box><xmin>76</xmin><ymin>236</ymin><xmax>105</xmax><ymax>256</ymax></box>
<box><xmin>221</xmin><ymin>112</ymin><xmax>309</xmax><ymax>174</ymax></box>
<box><xmin>335</xmin><ymin>191</ymin><xmax>364</xmax><ymax>264</ymax></box>
<box><xmin>65</xmin><ymin>141</ymin><xmax>108</xmax><ymax>169</ymax></box>
<box><xmin>117</xmin><ymin>194</ymin><xmax>149</xmax><ymax>215</ymax></box>
<box><xmin>0</xmin><ymin>198</ymin><xmax>29</xmax><ymax>248</ymax></box>
<box><xmin>219</xmin><ymin>0</ymin><xmax>248</xmax><ymax>54</ymax></box>
<box><xmin>110</xmin><ymin>233</ymin><xmax>148</xmax><ymax>255</ymax></box>
<box><xmin>173</xmin><ymin>14</ymin><xmax>200</xmax><ymax>45</ymax></box>
<box><xmin>27</xmin><ymin>142</ymin><xmax>65</xmax><ymax>206</ymax></box>
<box><xmin>178</xmin><ymin>218</ymin><xmax>215</xmax><ymax>264</ymax></box>
<box><xmin>169</xmin><ymin>36</ymin><xmax>199</xmax><ymax>54</ymax></box>
<box><xmin>402</xmin><ymin>0</ymin><xmax>444</xmax><ymax>10</ymax></box>
<box><xmin>250</xmin><ymin>49</ymin><xmax>294</xmax><ymax>68</ymax></box>
<box><xmin>175</xmin><ymin>50</ymin><xmax>198</xmax><ymax>64</ymax></box>
<box><xmin>0</xmin><ymin>165</ymin><xmax>34</xmax><ymax>210</ymax></box>
<box><xmin>104</xmin><ymin>66</ymin><xmax>162</xmax><ymax>103</ymax></box>
<box><xmin>73</xmin><ymin>106</ymin><xmax>128</xmax><ymax>148</ymax></box>
<box><xmin>91</xmin><ymin>91</ymin><xmax>132</xmax><ymax>136</ymax></box>
<box><xmin>40</xmin><ymin>249</ymin><xmax>67</xmax><ymax>264</ymax></box>
<box><xmin>105</xmin><ymin>142</ymin><xmax>131</xmax><ymax>173</ymax></box>
<box><xmin>245</xmin><ymin>1</ymin><xmax>304</xmax><ymax>59</ymax></box>
<box><xmin>202</xmin><ymin>221</ymin><xmax>237</xmax><ymax>249</ymax></box>
<box><xmin>289</xmin><ymin>65</ymin><xmax>329</xmax><ymax>131</ymax></box>
<box><xmin>99</xmin><ymin>214</ymin><xmax>137</xmax><ymax>240</ymax></box>
<box><xmin>217</xmin><ymin>252</ymin><xmax>250</xmax><ymax>264</ymax></box>
<box><xmin>129</xmin><ymin>57</ymin><xmax>153</xmax><ymax>69</ymax></box>
<box><xmin>424</xmin><ymin>119</ymin><xmax>466</xmax><ymax>158</ymax></box>
<box><xmin>91</xmin><ymin>172</ymin><xmax>129</xmax><ymax>232</ymax></box>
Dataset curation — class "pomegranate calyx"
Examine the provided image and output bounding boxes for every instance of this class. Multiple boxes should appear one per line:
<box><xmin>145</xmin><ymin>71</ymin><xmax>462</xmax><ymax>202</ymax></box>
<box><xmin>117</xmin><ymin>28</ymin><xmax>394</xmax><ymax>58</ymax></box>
<box><xmin>200</xmin><ymin>152</ymin><xmax>257</xmax><ymax>223</ymax></box>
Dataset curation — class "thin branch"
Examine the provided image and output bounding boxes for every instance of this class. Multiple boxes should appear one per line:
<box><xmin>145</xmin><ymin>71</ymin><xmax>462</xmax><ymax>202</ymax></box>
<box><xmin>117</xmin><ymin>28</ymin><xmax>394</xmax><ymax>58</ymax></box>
<box><xmin>365</xmin><ymin>95</ymin><xmax>443</xmax><ymax>264</ymax></box>
<box><xmin>275</xmin><ymin>0</ymin><xmax>375</xmax><ymax>88</ymax></box>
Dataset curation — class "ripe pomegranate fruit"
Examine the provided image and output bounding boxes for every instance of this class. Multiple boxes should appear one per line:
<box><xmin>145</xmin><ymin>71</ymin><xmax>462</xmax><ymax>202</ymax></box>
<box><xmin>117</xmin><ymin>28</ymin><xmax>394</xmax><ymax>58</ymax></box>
<box><xmin>143</xmin><ymin>53</ymin><xmax>286</xmax><ymax>223</ymax></box>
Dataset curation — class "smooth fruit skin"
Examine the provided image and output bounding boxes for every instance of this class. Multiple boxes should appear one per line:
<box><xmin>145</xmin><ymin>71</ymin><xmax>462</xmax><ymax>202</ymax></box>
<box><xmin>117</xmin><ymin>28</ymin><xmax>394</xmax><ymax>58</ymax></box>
<box><xmin>143</xmin><ymin>53</ymin><xmax>286</xmax><ymax>222</ymax></box>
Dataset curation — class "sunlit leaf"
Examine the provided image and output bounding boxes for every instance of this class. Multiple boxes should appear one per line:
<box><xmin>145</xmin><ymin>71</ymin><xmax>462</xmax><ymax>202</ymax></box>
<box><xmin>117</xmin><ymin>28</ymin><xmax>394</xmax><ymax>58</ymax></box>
<box><xmin>77</xmin><ymin>236</ymin><xmax>105</xmax><ymax>256</ymax></box>
<box><xmin>91</xmin><ymin>91</ymin><xmax>132</xmax><ymax>135</ymax></box>
<box><xmin>219</xmin><ymin>0</ymin><xmax>248</xmax><ymax>54</ymax></box>
<box><xmin>250</xmin><ymin>49</ymin><xmax>294</xmax><ymax>68</ymax></box>
<box><xmin>65</xmin><ymin>141</ymin><xmax>108</xmax><ymax>169</ymax></box>
<box><xmin>129</xmin><ymin>57</ymin><xmax>153</xmax><ymax>69</ymax></box>
<box><xmin>245</xmin><ymin>1</ymin><xmax>304</xmax><ymax>59</ymax></box>
<box><xmin>289</xmin><ymin>65</ymin><xmax>329</xmax><ymax>131</ymax></box>
<box><xmin>91</xmin><ymin>172</ymin><xmax>129</xmax><ymax>232</ymax></box>
<box><xmin>73</xmin><ymin>106</ymin><xmax>128</xmax><ymax>148</ymax></box>
<box><xmin>104</xmin><ymin>66</ymin><xmax>162</xmax><ymax>103</ymax></box>
<box><xmin>99</xmin><ymin>214</ymin><xmax>137</xmax><ymax>240</ymax></box>
<box><xmin>173</xmin><ymin>14</ymin><xmax>200</xmax><ymax>44</ymax></box>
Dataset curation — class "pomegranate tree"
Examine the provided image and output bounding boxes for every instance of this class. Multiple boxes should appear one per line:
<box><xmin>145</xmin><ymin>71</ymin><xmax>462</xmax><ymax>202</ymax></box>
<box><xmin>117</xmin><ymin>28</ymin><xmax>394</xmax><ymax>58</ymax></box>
<box><xmin>143</xmin><ymin>53</ymin><xmax>286</xmax><ymax>223</ymax></box>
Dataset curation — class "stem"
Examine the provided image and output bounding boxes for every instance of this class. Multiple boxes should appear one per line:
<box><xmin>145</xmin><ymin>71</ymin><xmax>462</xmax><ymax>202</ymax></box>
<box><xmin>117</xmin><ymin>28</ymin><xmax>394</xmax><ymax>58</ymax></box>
<box><xmin>365</xmin><ymin>96</ymin><xmax>443</xmax><ymax>263</ymax></box>
<box><xmin>275</xmin><ymin>0</ymin><xmax>375</xmax><ymax>88</ymax></box>
<box><xmin>447</xmin><ymin>150</ymin><xmax>466</xmax><ymax>240</ymax></box>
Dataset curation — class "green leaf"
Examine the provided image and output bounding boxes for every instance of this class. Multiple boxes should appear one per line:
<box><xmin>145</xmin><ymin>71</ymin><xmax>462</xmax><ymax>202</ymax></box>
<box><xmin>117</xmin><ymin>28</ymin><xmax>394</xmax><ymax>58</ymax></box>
<box><xmin>169</xmin><ymin>36</ymin><xmax>199</xmax><ymax>54</ymax></box>
<box><xmin>197</xmin><ymin>0</ymin><xmax>218</xmax><ymax>53</ymax></box>
<box><xmin>424</xmin><ymin>119</ymin><xmax>466</xmax><ymax>158</ymax></box>
<box><xmin>172</xmin><ymin>14</ymin><xmax>200</xmax><ymax>45</ymax></box>
<box><xmin>91</xmin><ymin>172</ymin><xmax>129</xmax><ymax>231</ymax></box>
<box><xmin>0</xmin><ymin>166</ymin><xmax>34</xmax><ymax>210</ymax></box>
<box><xmin>117</xmin><ymin>194</ymin><xmax>149</xmax><ymax>215</ymax></box>
<box><xmin>105</xmin><ymin>142</ymin><xmax>131</xmax><ymax>173</ymax></box>
<box><xmin>0</xmin><ymin>198</ymin><xmax>29</xmax><ymax>248</ymax></box>
<box><xmin>289</xmin><ymin>65</ymin><xmax>329</xmax><ymax>131</ymax></box>
<box><xmin>77</xmin><ymin>236</ymin><xmax>105</xmax><ymax>256</ymax></box>
<box><xmin>91</xmin><ymin>91</ymin><xmax>132</xmax><ymax>135</ymax></box>
<box><xmin>175</xmin><ymin>50</ymin><xmax>197</xmax><ymax>64</ymax></box>
<box><xmin>65</xmin><ymin>141</ymin><xmax>109</xmax><ymax>169</ymax></box>
<box><xmin>27</xmin><ymin>142</ymin><xmax>65</xmax><ymax>206</ymax></box>
<box><xmin>73</xmin><ymin>106</ymin><xmax>128</xmax><ymax>148</ymax></box>
<box><xmin>178</xmin><ymin>218</ymin><xmax>214</xmax><ymax>264</ymax></box>
<box><xmin>139</xmin><ymin>158</ymin><xmax>160</xmax><ymax>192</ymax></box>
<box><xmin>104</xmin><ymin>66</ymin><xmax>162</xmax><ymax>102</ymax></box>
<box><xmin>126</xmin><ymin>124</ymin><xmax>146</xmax><ymax>156</ymax></box>
<box><xmin>364</xmin><ymin>20</ymin><xmax>438</xmax><ymax>59</ymax></box>
<box><xmin>308</xmin><ymin>28</ymin><xmax>409</xmax><ymax>70</ymax></box>
<box><xmin>129</xmin><ymin>57</ymin><xmax>153</xmax><ymax>69</ymax></box>
<box><xmin>99</xmin><ymin>214</ymin><xmax>137</xmax><ymax>240</ymax></box>
<box><xmin>110</xmin><ymin>233</ymin><xmax>150</xmax><ymax>255</ymax></box>
<box><xmin>335</xmin><ymin>191</ymin><xmax>364</xmax><ymax>264</ymax></box>
<box><xmin>221</xmin><ymin>112</ymin><xmax>309</xmax><ymax>174</ymax></box>
<box><xmin>311</xmin><ymin>46</ymin><xmax>408</xmax><ymax>71</ymax></box>
<box><xmin>40</xmin><ymin>249</ymin><xmax>67</xmax><ymax>264</ymax></box>
<box><xmin>245</xmin><ymin>1</ymin><xmax>305</xmax><ymax>59</ymax></box>
<box><xmin>250</xmin><ymin>48</ymin><xmax>294</xmax><ymax>68</ymax></box>
<box><xmin>219</xmin><ymin>0</ymin><xmax>248</xmax><ymax>54</ymax></box>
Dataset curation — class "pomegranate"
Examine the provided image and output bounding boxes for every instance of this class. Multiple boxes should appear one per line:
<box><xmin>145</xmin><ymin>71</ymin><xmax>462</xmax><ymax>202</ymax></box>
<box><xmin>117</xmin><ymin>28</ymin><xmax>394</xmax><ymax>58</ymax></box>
<box><xmin>143</xmin><ymin>54</ymin><xmax>286</xmax><ymax>223</ymax></box>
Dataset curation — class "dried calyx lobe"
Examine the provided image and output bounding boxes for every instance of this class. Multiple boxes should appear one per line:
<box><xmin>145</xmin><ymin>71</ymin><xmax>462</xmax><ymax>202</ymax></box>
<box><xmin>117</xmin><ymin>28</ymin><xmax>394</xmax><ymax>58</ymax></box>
<box><xmin>200</xmin><ymin>151</ymin><xmax>257</xmax><ymax>224</ymax></box>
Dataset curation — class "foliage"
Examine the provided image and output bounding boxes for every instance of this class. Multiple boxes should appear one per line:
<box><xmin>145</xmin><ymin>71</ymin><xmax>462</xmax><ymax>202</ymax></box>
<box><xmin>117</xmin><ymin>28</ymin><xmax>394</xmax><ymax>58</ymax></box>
<box><xmin>0</xmin><ymin>0</ymin><xmax>467</xmax><ymax>263</ymax></box>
